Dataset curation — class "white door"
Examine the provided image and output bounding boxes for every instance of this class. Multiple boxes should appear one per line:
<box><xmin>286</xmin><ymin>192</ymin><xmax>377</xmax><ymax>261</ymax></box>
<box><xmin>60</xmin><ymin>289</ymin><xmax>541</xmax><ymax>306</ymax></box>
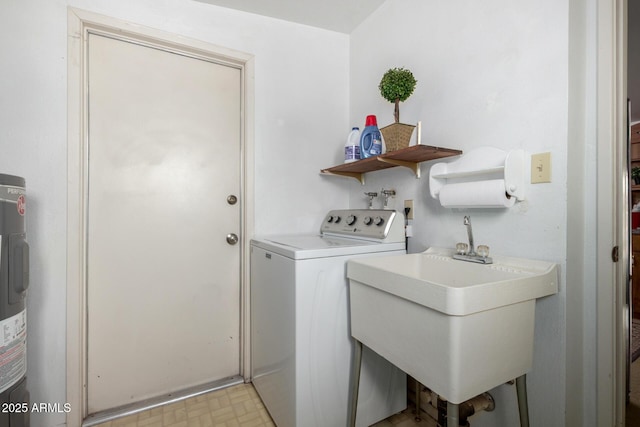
<box><xmin>86</xmin><ymin>33</ymin><xmax>241</xmax><ymax>413</ymax></box>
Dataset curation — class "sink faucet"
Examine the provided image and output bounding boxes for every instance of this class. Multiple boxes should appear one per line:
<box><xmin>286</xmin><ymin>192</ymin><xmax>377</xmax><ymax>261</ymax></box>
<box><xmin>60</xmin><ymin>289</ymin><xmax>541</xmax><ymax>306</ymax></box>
<box><xmin>463</xmin><ymin>216</ymin><xmax>476</xmax><ymax>256</ymax></box>
<box><xmin>454</xmin><ymin>216</ymin><xmax>492</xmax><ymax>264</ymax></box>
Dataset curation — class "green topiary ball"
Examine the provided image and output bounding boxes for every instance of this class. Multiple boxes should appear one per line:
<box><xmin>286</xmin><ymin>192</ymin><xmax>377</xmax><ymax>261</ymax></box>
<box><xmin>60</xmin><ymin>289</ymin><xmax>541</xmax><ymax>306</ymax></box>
<box><xmin>379</xmin><ymin>67</ymin><xmax>417</xmax><ymax>103</ymax></box>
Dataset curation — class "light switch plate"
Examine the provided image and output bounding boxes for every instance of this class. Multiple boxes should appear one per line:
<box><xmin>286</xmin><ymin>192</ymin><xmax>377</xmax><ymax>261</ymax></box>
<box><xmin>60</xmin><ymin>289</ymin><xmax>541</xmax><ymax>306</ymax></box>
<box><xmin>531</xmin><ymin>152</ymin><xmax>551</xmax><ymax>183</ymax></box>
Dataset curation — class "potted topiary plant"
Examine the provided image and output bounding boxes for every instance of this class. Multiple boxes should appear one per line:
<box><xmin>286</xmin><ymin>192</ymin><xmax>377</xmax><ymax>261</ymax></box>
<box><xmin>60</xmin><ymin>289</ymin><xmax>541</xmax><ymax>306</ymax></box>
<box><xmin>632</xmin><ymin>166</ymin><xmax>640</xmax><ymax>185</ymax></box>
<box><xmin>378</xmin><ymin>67</ymin><xmax>418</xmax><ymax>151</ymax></box>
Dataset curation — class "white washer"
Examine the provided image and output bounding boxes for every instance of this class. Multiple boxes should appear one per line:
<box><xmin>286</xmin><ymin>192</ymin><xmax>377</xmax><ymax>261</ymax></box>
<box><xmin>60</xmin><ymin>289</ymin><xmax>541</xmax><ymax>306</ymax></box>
<box><xmin>251</xmin><ymin>209</ymin><xmax>407</xmax><ymax>427</ymax></box>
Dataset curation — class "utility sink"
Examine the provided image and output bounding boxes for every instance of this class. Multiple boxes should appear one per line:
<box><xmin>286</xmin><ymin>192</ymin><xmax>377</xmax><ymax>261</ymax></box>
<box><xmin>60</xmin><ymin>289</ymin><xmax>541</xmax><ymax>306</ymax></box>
<box><xmin>347</xmin><ymin>247</ymin><xmax>558</xmax><ymax>404</ymax></box>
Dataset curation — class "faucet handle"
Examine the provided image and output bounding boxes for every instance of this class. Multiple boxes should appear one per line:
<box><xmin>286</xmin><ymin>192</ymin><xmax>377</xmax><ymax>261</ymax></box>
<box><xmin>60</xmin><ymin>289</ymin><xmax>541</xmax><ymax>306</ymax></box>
<box><xmin>477</xmin><ymin>245</ymin><xmax>490</xmax><ymax>258</ymax></box>
<box><xmin>456</xmin><ymin>242</ymin><xmax>469</xmax><ymax>255</ymax></box>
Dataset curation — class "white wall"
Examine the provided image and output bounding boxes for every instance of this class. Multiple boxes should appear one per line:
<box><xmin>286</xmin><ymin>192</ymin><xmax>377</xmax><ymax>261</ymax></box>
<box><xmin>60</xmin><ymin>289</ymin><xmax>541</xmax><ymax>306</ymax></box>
<box><xmin>0</xmin><ymin>1</ymin><xmax>350</xmax><ymax>426</ymax></box>
<box><xmin>349</xmin><ymin>1</ymin><xmax>568</xmax><ymax>425</ymax></box>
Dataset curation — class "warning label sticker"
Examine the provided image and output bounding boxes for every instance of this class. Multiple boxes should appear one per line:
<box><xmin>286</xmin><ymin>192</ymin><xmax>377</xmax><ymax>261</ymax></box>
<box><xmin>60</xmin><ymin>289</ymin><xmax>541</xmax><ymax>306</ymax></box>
<box><xmin>0</xmin><ymin>310</ymin><xmax>27</xmax><ymax>394</ymax></box>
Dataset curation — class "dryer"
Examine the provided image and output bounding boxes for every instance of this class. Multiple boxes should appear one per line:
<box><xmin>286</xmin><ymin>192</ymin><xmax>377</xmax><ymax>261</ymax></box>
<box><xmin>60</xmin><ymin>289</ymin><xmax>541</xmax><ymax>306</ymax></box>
<box><xmin>251</xmin><ymin>209</ymin><xmax>406</xmax><ymax>427</ymax></box>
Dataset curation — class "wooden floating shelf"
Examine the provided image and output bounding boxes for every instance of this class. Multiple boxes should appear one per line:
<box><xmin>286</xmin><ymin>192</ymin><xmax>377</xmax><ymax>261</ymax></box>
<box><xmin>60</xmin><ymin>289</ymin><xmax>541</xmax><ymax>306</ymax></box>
<box><xmin>321</xmin><ymin>145</ymin><xmax>462</xmax><ymax>185</ymax></box>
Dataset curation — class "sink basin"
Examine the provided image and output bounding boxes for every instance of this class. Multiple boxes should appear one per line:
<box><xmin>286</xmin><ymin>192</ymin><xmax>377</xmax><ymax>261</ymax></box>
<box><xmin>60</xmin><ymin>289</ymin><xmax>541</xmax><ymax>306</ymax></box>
<box><xmin>347</xmin><ymin>247</ymin><xmax>558</xmax><ymax>404</ymax></box>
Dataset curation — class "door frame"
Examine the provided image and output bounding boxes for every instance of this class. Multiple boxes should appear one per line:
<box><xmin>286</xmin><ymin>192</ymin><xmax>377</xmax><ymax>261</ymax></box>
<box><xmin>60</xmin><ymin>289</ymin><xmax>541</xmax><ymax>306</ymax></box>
<box><xmin>66</xmin><ymin>8</ymin><xmax>255</xmax><ymax>425</ymax></box>
<box><xmin>597</xmin><ymin>0</ymin><xmax>627</xmax><ymax>425</ymax></box>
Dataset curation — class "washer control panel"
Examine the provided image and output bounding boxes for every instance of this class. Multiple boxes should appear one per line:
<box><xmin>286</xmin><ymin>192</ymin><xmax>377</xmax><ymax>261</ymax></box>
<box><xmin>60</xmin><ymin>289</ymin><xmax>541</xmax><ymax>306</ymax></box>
<box><xmin>320</xmin><ymin>209</ymin><xmax>404</xmax><ymax>242</ymax></box>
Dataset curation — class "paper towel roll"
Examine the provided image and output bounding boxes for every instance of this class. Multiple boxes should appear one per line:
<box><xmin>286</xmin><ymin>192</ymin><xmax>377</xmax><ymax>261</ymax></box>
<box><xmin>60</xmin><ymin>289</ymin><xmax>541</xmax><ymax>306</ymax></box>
<box><xmin>438</xmin><ymin>179</ymin><xmax>515</xmax><ymax>208</ymax></box>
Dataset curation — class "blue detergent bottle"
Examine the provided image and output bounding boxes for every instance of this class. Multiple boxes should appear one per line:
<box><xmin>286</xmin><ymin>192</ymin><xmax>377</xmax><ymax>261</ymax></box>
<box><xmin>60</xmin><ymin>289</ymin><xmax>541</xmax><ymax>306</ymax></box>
<box><xmin>359</xmin><ymin>115</ymin><xmax>383</xmax><ymax>158</ymax></box>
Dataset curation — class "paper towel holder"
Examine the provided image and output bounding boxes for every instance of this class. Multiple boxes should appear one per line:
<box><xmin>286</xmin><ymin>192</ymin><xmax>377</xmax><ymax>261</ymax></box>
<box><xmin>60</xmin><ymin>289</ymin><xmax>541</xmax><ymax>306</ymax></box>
<box><xmin>429</xmin><ymin>147</ymin><xmax>526</xmax><ymax>205</ymax></box>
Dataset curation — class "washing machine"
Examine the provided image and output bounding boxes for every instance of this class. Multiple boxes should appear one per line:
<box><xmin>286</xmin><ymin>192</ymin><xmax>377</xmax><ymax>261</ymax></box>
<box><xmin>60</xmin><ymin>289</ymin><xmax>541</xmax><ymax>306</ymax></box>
<box><xmin>251</xmin><ymin>209</ymin><xmax>407</xmax><ymax>427</ymax></box>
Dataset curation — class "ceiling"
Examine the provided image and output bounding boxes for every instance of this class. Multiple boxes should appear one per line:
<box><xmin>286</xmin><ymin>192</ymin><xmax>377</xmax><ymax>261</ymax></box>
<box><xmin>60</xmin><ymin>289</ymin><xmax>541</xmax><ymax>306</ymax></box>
<box><xmin>193</xmin><ymin>0</ymin><xmax>387</xmax><ymax>33</ymax></box>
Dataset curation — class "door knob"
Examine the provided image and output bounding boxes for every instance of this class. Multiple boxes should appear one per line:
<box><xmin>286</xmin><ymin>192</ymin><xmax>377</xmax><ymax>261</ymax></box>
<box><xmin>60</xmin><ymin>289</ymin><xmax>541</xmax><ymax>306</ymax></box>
<box><xmin>226</xmin><ymin>233</ymin><xmax>239</xmax><ymax>245</ymax></box>
<box><xmin>227</xmin><ymin>195</ymin><xmax>238</xmax><ymax>205</ymax></box>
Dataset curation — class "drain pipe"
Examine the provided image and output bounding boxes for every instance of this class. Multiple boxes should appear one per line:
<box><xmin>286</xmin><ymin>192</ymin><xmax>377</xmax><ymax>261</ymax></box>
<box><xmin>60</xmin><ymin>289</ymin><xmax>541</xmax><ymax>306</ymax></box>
<box><xmin>458</xmin><ymin>393</ymin><xmax>495</xmax><ymax>426</ymax></box>
<box><xmin>410</xmin><ymin>378</ymin><xmax>495</xmax><ymax>426</ymax></box>
<box><xmin>436</xmin><ymin>393</ymin><xmax>495</xmax><ymax>427</ymax></box>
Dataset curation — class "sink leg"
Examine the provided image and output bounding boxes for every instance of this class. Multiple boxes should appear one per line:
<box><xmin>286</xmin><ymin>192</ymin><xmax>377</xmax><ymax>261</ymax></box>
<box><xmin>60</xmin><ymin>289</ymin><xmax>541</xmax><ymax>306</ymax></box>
<box><xmin>516</xmin><ymin>375</ymin><xmax>530</xmax><ymax>427</ymax></box>
<box><xmin>447</xmin><ymin>401</ymin><xmax>459</xmax><ymax>427</ymax></box>
<box><xmin>348</xmin><ymin>339</ymin><xmax>363</xmax><ymax>427</ymax></box>
<box><xmin>414</xmin><ymin>380</ymin><xmax>421</xmax><ymax>421</ymax></box>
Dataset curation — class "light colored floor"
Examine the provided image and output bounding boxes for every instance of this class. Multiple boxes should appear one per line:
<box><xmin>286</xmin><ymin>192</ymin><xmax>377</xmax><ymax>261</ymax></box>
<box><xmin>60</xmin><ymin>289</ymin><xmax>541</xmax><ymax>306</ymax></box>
<box><xmin>92</xmin><ymin>382</ymin><xmax>432</xmax><ymax>427</ymax></box>
<box><xmin>93</xmin><ymin>383</ymin><xmax>274</xmax><ymax>427</ymax></box>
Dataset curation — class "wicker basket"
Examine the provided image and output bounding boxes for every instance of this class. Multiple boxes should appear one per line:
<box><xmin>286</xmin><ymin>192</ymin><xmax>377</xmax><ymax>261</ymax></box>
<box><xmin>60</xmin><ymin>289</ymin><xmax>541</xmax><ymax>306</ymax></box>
<box><xmin>380</xmin><ymin>122</ymin><xmax>416</xmax><ymax>152</ymax></box>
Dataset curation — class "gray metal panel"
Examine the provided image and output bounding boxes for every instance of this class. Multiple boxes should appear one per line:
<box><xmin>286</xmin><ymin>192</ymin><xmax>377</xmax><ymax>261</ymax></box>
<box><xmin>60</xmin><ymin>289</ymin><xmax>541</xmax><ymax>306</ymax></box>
<box><xmin>0</xmin><ymin>377</ymin><xmax>29</xmax><ymax>427</ymax></box>
<box><xmin>0</xmin><ymin>175</ymin><xmax>27</xmax><ymax>320</ymax></box>
<box><xmin>0</xmin><ymin>175</ymin><xmax>29</xmax><ymax>427</ymax></box>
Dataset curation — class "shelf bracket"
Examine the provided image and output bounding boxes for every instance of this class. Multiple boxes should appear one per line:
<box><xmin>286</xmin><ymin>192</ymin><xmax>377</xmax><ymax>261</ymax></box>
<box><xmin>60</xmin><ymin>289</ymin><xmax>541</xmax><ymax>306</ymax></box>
<box><xmin>320</xmin><ymin>170</ymin><xmax>365</xmax><ymax>185</ymax></box>
<box><xmin>376</xmin><ymin>157</ymin><xmax>421</xmax><ymax>178</ymax></box>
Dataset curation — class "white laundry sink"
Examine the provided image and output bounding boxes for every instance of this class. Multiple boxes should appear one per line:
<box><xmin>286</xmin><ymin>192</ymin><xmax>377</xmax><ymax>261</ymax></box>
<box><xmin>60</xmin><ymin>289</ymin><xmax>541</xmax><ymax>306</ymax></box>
<box><xmin>347</xmin><ymin>247</ymin><xmax>558</xmax><ymax>404</ymax></box>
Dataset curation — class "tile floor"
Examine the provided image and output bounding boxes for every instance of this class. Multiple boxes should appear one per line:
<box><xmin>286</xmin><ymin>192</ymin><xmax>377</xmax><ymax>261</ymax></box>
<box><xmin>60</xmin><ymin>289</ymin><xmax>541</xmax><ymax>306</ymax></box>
<box><xmin>92</xmin><ymin>382</ymin><xmax>432</xmax><ymax>427</ymax></box>
<box><xmin>93</xmin><ymin>383</ymin><xmax>274</xmax><ymax>427</ymax></box>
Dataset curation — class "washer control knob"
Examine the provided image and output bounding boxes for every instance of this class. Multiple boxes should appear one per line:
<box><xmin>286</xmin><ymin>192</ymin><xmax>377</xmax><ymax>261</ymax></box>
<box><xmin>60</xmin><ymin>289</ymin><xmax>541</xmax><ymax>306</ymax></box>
<box><xmin>346</xmin><ymin>215</ymin><xmax>357</xmax><ymax>226</ymax></box>
<box><xmin>373</xmin><ymin>216</ymin><xmax>385</xmax><ymax>226</ymax></box>
<box><xmin>333</xmin><ymin>216</ymin><xmax>341</xmax><ymax>223</ymax></box>
<box><xmin>327</xmin><ymin>215</ymin><xmax>335</xmax><ymax>223</ymax></box>
<box><xmin>363</xmin><ymin>216</ymin><xmax>373</xmax><ymax>225</ymax></box>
